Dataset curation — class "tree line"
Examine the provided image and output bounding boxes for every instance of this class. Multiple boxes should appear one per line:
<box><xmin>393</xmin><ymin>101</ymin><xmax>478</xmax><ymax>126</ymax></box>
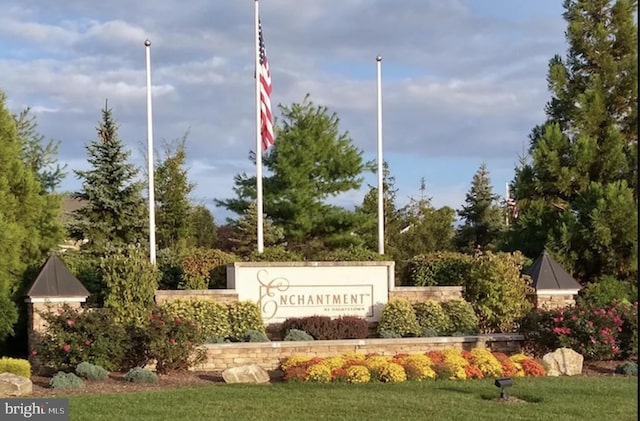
<box><xmin>0</xmin><ymin>0</ymin><xmax>636</xmax><ymax>348</ymax></box>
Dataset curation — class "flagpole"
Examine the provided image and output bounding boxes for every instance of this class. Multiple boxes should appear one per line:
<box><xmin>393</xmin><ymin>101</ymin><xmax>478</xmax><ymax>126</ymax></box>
<box><xmin>145</xmin><ymin>39</ymin><xmax>157</xmax><ymax>264</ymax></box>
<box><xmin>254</xmin><ymin>0</ymin><xmax>264</xmax><ymax>253</ymax></box>
<box><xmin>505</xmin><ymin>181</ymin><xmax>510</xmax><ymax>227</ymax></box>
<box><xmin>376</xmin><ymin>55</ymin><xmax>384</xmax><ymax>255</ymax></box>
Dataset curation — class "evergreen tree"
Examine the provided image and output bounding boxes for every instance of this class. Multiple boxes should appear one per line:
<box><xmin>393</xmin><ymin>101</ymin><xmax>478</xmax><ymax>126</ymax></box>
<box><xmin>189</xmin><ymin>204</ymin><xmax>217</xmax><ymax>248</ymax></box>
<box><xmin>456</xmin><ymin>163</ymin><xmax>504</xmax><ymax>253</ymax></box>
<box><xmin>355</xmin><ymin>161</ymin><xmax>401</xmax><ymax>252</ymax></box>
<box><xmin>217</xmin><ymin>94</ymin><xmax>368</xmax><ymax>249</ymax></box>
<box><xmin>228</xmin><ymin>202</ymin><xmax>284</xmax><ymax>257</ymax></box>
<box><xmin>388</xmin><ymin>179</ymin><xmax>456</xmax><ymax>262</ymax></box>
<box><xmin>154</xmin><ymin>135</ymin><xmax>194</xmax><ymax>250</ymax></box>
<box><xmin>0</xmin><ymin>91</ymin><xmax>63</xmax><ymax>341</ymax></box>
<box><xmin>14</xmin><ymin>108</ymin><xmax>67</xmax><ymax>192</ymax></box>
<box><xmin>72</xmin><ymin>104</ymin><xmax>147</xmax><ymax>253</ymax></box>
<box><xmin>510</xmin><ymin>0</ymin><xmax>637</xmax><ymax>282</ymax></box>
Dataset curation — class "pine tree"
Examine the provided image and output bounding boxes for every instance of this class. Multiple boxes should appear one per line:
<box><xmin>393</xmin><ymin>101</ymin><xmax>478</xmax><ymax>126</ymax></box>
<box><xmin>228</xmin><ymin>202</ymin><xmax>284</xmax><ymax>256</ymax></box>
<box><xmin>0</xmin><ymin>90</ymin><xmax>63</xmax><ymax>341</ymax></box>
<box><xmin>14</xmin><ymin>108</ymin><xmax>67</xmax><ymax>192</ymax></box>
<box><xmin>217</xmin><ymin>94</ymin><xmax>368</xmax><ymax>249</ymax></box>
<box><xmin>189</xmin><ymin>204</ymin><xmax>217</xmax><ymax>248</ymax></box>
<box><xmin>72</xmin><ymin>104</ymin><xmax>147</xmax><ymax>253</ymax></box>
<box><xmin>355</xmin><ymin>161</ymin><xmax>401</xmax><ymax>252</ymax></box>
<box><xmin>456</xmin><ymin>163</ymin><xmax>504</xmax><ymax>253</ymax></box>
<box><xmin>154</xmin><ymin>135</ymin><xmax>194</xmax><ymax>250</ymax></box>
<box><xmin>510</xmin><ymin>0</ymin><xmax>637</xmax><ymax>282</ymax></box>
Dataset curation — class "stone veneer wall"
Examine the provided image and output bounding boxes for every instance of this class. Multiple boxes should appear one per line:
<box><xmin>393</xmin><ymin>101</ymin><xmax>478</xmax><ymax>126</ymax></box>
<box><xmin>193</xmin><ymin>333</ymin><xmax>524</xmax><ymax>372</ymax></box>
<box><xmin>529</xmin><ymin>293</ymin><xmax>577</xmax><ymax>310</ymax></box>
<box><xmin>155</xmin><ymin>290</ymin><xmax>239</xmax><ymax>305</ymax></box>
<box><xmin>155</xmin><ymin>287</ymin><xmax>464</xmax><ymax>307</ymax></box>
<box><xmin>389</xmin><ymin>286</ymin><xmax>464</xmax><ymax>304</ymax></box>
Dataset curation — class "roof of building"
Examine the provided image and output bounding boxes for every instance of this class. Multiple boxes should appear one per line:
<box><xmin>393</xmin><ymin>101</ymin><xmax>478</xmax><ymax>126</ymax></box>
<box><xmin>25</xmin><ymin>253</ymin><xmax>90</xmax><ymax>298</ymax></box>
<box><xmin>525</xmin><ymin>250</ymin><xmax>582</xmax><ymax>291</ymax></box>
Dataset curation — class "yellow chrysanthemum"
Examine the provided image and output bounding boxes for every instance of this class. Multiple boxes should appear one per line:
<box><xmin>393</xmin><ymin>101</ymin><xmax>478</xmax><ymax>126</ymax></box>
<box><xmin>280</xmin><ymin>355</ymin><xmax>311</xmax><ymax>371</ymax></box>
<box><xmin>377</xmin><ymin>362</ymin><xmax>407</xmax><ymax>383</ymax></box>
<box><xmin>306</xmin><ymin>364</ymin><xmax>332</xmax><ymax>383</ymax></box>
<box><xmin>346</xmin><ymin>365</ymin><xmax>371</xmax><ymax>384</ymax></box>
<box><xmin>470</xmin><ymin>348</ymin><xmax>503</xmax><ymax>377</ymax></box>
<box><xmin>341</xmin><ymin>352</ymin><xmax>366</xmax><ymax>361</ymax></box>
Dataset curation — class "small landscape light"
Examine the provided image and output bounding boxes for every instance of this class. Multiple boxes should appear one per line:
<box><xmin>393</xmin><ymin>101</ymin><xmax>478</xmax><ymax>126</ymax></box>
<box><xmin>494</xmin><ymin>377</ymin><xmax>513</xmax><ymax>400</ymax></box>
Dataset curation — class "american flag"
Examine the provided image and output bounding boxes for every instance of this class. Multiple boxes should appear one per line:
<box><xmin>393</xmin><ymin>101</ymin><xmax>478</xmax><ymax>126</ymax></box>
<box><xmin>258</xmin><ymin>19</ymin><xmax>274</xmax><ymax>150</ymax></box>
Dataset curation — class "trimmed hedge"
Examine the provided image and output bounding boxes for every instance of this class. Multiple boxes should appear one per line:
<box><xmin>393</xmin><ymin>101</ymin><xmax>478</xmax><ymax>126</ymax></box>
<box><xmin>0</xmin><ymin>357</ymin><xmax>31</xmax><ymax>378</ymax></box>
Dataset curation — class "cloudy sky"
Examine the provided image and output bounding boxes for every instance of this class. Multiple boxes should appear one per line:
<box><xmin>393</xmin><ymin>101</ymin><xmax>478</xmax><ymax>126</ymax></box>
<box><xmin>0</xmin><ymin>0</ymin><xmax>568</xmax><ymax>223</ymax></box>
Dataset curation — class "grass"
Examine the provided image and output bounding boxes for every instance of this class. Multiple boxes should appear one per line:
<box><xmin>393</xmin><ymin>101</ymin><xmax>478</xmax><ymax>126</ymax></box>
<box><xmin>66</xmin><ymin>376</ymin><xmax>637</xmax><ymax>421</ymax></box>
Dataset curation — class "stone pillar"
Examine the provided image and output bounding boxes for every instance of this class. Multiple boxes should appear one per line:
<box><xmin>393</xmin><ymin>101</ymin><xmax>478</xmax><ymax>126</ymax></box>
<box><xmin>24</xmin><ymin>297</ymin><xmax>87</xmax><ymax>371</ymax></box>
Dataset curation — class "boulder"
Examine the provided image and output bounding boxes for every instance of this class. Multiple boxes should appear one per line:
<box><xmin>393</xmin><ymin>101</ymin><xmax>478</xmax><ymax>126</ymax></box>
<box><xmin>0</xmin><ymin>372</ymin><xmax>33</xmax><ymax>397</ymax></box>
<box><xmin>543</xmin><ymin>348</ymin><xmax>584</xmax><ymax>376</ymax></box>
<box><xmin>222</xmin><ymin>364</ymin><xmax>270</xmax><ymax>384</ymax></box>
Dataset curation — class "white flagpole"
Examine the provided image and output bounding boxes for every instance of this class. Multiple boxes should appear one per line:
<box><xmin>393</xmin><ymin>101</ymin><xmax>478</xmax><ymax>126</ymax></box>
<box><xmin>376</xmin><ymin>55</ymin><xmax>384</xmax><ymax>255</ymax></box>
<box><xmin>254</xmin><ymin>0</ymin><xmax>264</xmax><ymax>253</ymax></box>
<box><xmin>505</xmin><ymin>181</ymin><xmax>510</xmax><ymax>226</ymax></box>
<box><xmin>145</xmin><ymin>39</ymin><xmax>157</xmax><ymax>264</ymax></box>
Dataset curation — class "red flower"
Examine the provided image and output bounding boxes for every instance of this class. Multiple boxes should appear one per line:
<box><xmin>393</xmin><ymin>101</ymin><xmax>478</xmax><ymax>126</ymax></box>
<box><xmin>174</xmin><ymin>317</ymin><xmax>181</xmax><ymax>324</ymax></box>
<box><xmin>63</xmin><ymin>344</ymin><xmax>71</xmax><ymax>352</ymax></box>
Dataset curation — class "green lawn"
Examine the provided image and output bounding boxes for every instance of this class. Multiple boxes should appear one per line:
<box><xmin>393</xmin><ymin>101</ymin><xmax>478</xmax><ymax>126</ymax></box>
<box><xmin>68</xmin><ymin>377</ymin><xmax>637</xmax><ymax>421</ymax></box>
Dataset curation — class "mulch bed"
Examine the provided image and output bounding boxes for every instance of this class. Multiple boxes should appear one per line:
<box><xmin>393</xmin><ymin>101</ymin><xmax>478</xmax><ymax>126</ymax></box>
<box><xmin>28</xmin><ymin>360</ymin><xmax>627</xmax><ymax>398</ymax></box>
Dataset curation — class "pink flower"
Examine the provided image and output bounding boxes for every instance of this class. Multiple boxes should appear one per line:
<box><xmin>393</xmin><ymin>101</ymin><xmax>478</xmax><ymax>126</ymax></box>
<box><xmin>84</xmin><ymin>340</ymin><xmax>91</xmax><ymax>346</ymax></box>
<box><xmin>66</xmin><ymin>319</ymin><xmax>75</xmax><ymax>327</ymax></box>
<box><xmin>31</xmin><ymin>349</ymin><xmax>38</xmax><ymax>356</ymax></box>
<box><xmin>169</xmin><ymin>338</ymin><xmax>176</xmax><ymax>345</ymax></box>
<box><xmin>63</xmin><ymin>344</ymin><xmax>71</xmax><ymax>352</ymax></box>
<box><xmin>57</xmin><ymin>308</ymin><xmax>64</xmax><ymax>315</ymax></box>
<box><xmin>174</xmin><ymin>317</ymin><xmax>181</xmax><ymax>324</ymax></box>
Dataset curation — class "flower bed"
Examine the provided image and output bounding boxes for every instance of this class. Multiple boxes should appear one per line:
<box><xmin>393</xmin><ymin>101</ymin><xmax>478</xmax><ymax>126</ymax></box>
<box><xmin>279</xmin><ymin>348</ymin><xmax>545</xmax><ymax>383</ymax></box>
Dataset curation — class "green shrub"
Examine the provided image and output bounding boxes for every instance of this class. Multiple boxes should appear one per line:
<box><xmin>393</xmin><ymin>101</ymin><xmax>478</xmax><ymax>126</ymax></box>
<box><xmin>283</xmin><ymin>329</ymin><xmax>314</xmax><ymax>341</ymax></box>
<box><xmin>518</xmin><ymin>308</ymin><xmax>559</xmax><ymax>357</ymax></box>
<box><xmin>464</xmin><ymin>251</ymin><xmax>532</xmax><ymax>333</ymax></box>
<box><xmin>156</xmin><ymin>247</ymin><xmax>185</xmax><ymax>290</ymax></box>
<box><xmin>244</xmin><ymin>329</ymin><xmax>270</xmax><ymax>342</ymax></box>
<box><xmin>441</xmin><ymin>299</ymin><xmax>479</xmax><ymax>335</ymax></box>
<box><xmin>311</xmin><ymin>246</ymin><xmax>388</xmax><ymax>262</ymax></box>
<box><xmin>36</xmin><ymin>305</ymin><xmax>128</xmax><ymax>371</ymax></box>
<box><xmin>180</xmin><ymin>247</ymin><xmax>238</xmax><ymax>289</ymax></box>
<box><xmin>617</xmin><ymin>301</ymin><xmax>638</xmax><ymax>359</ymax></box>
<box><xmin>0</xmin><ymin>357</ymin><xmax>31</xmax><ymax>378</ymax></box>
<box><xmin>413</xmin><ymin>301</ymin><xmax>451</xmax><ymax>336</ymax></box>
<box><xmin>578</xmin><ymin>276</ymin><xmax>638</xmax><ymax>308</ymax></box>
<box><xmin>124</xmin><ymin>367</ymin><xmax>158</xmax><ymax>384</ymax></box>
<box><xmin>75</xmin><ymin>362</ymin><xmax>108</xmax><ymax>381</ymax></box>
<box><xmin>145</xmin><ymin>307</ymin><xmax>206</xmax><ymax>373</ymax></box>
<box><xmin>247</xmin><ymin>246</ymin><xmax>303</xmax><ymax>262</ymax></box>
<box><xmin>377</xmin><ymin>298</ymin><xmax>421</xmax><ymax>337</ymax></box>
<box><xmin>615</xmin><ymin>361</ymin><xmax>638</xmax><ymax>376</ymax></box>
<box><xmin>227</xmin><ymin>301</ymin><xmax>265</xmax><ymax>342</ymax></box>
<box><xmin>59</xmin><ymin>250</ymin><xmax>104</xmax><ymax>306</ymax></box>
<box><xmin>161</xmin><ymin>300</ymin><xmax>231</xmax><ymax>340</ymax></box>
<box><xmin>49</xmin><ymin>372</ymin><xmax>84</xmax><ymax>390</ymax></box>
<box><xmin>378</xmin><ymin>330</ymin><xmax>402</xmax><ymax>338</ymax></box>
<box><xmin>404</xmin><ymin>252</ymin><xmax>473</xmax><ymax>286</ymax></box>
<box><xmin>334</xmin><ymin>316</ymin><xmax>369</xmax><ymax>339</ymax></box>
<box><xmin>204</xmin><ymin>336</ymin><xmax>228</xmax><ymax>344</ymax></box>
<box><xmin>102</xmin><ymin>245</ymin><xmax>160</xmax><ymax>326</ymax></box>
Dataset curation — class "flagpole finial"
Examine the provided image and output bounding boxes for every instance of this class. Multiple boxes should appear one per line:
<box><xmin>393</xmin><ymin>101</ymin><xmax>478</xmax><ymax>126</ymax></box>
<box><xmin>144</xmin><ymin>39</ymin><xmax>151</xmax><ymax>47</ymax></box>
<box><xmin>376</xmin><ymin>55</ymin><xmax>382</xmax><ymax>62</ymax></box>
